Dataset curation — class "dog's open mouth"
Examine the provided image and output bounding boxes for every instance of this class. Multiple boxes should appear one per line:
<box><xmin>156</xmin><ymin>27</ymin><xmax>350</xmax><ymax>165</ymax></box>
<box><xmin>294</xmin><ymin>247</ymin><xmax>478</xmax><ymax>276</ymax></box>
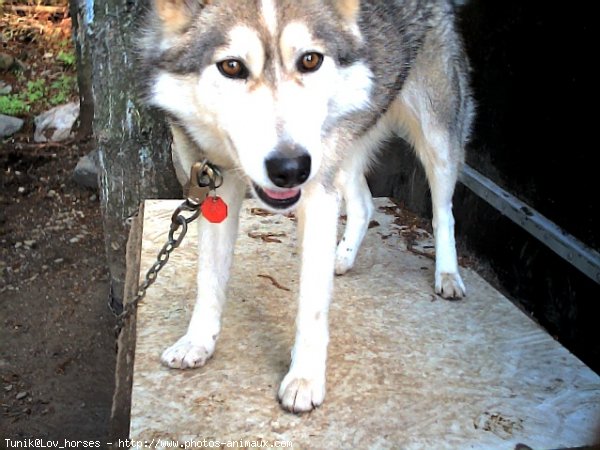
<box><xmin>253</xmin><ymin>183</ymin><xmax>301</xmax><ymax>210</ymax></box>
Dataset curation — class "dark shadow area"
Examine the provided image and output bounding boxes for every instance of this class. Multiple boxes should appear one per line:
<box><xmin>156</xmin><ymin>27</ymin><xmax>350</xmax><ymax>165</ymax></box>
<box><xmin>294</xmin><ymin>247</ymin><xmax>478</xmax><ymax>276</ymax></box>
<box><xmin>369</xmin><ymin>0</ymin><xmax>600</xmax><ymax>373</ymax></box>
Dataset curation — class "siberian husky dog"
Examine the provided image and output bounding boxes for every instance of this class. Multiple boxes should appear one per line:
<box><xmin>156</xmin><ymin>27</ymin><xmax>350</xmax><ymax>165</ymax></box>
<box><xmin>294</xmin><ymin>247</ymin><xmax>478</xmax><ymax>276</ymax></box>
<box><xmin>139</xmin><ymin>0</ymin><xmax>474</xmax><ymax>412</ymax></box>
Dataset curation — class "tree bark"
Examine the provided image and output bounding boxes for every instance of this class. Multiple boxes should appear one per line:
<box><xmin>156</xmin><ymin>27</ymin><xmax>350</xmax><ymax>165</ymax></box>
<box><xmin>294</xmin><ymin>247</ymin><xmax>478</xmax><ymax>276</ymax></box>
<box><xmin>73</xmin><ymin>0</ymin><xmax>180</xmax><ymax>310</ymax></box>
<box><xmin>69</xmin><ymin>0</ymin><xmax>94</xmax><ymax>140</ymax></box>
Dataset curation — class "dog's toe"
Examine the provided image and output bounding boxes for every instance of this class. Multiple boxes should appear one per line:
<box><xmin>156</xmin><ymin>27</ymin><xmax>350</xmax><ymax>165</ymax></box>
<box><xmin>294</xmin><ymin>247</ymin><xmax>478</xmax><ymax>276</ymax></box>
<box><xmin>278</xmin><ymin>375</ymin><xmax>325</xmax><ymax>413</ymax></box>
<box><xmin>161</xmin><ymin>335</ymin><xmax>215</xmax><ymax>369</ymax></box>
<box><xmin>435</xmin><ymin>272</ymin><xmax>466</xmax><ymax>300</ymax></box>
<box><xmin>334</xmin><ymin>246</ymin><xmax>356</xmax><ymax>276</ymax></box>
<box><xmin>334</xmin><ymin>257</ymin><xmax>352</xmax><ymax>276</ymax></box>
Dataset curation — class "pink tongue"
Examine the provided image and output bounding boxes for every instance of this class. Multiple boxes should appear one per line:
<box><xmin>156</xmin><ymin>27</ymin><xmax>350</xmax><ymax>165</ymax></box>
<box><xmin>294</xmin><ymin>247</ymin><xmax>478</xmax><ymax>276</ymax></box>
<box><xmin>262</xmin><ymin>187</ymin><xmax>299</xmax><ymax>200</ymax></box>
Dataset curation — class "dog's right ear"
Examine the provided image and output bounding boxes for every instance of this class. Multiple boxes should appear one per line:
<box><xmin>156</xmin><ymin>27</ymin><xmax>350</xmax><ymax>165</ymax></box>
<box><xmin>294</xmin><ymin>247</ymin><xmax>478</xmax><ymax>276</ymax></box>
<box><xmin>154</xmin><ymin>0</ymin><xmax>211</xmax><ymax>33</ymax></box>
<box><xmin>335</xmin><ymin>0</ymin><xmax>360</xmax><ymax>24</ymax></box>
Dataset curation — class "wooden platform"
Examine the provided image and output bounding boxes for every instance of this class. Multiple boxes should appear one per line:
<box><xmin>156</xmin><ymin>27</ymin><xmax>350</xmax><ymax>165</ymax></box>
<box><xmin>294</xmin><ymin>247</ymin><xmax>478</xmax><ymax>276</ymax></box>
<box><xmin>124</xmin><ymin>199</ymin><xmax>600</xmax><ymax>449</ymax></box>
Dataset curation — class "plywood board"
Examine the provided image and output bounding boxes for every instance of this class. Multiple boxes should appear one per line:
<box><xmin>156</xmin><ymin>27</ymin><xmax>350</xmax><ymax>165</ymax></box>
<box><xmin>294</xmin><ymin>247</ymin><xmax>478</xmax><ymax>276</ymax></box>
<box><xmin>129</xmin><ymin>199</ymin><xmax>600</xmax><ymax>449</ymax></box>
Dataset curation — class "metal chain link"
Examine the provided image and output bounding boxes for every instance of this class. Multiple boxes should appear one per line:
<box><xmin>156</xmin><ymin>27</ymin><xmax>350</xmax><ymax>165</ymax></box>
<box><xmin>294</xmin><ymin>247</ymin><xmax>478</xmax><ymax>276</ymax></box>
<box><xmin>114</xmin><ymin>160</ymin><xmax>221</xmax><ymax>328</ymax></box>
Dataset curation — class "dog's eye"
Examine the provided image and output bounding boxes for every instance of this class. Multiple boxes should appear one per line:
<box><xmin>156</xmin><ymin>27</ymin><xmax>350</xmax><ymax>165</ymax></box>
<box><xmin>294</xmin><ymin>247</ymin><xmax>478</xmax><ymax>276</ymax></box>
<box><xmin>217</xmin><ymin>59</ymin><xmax>249</xmax><ymax>79</ymax></box>
<box><xmin>297</xmin><ymin>52</ymin><xmax>323</xmax><ymax>73</ymax></box>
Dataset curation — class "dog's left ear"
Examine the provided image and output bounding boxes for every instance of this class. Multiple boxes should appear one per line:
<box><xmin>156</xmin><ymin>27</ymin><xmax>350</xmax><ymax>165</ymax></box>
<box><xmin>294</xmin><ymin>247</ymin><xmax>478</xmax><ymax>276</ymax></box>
<box><xmin>335</xmin><ymin>0</ymin><xmax>360</xmax><ymax>23</ymax></box>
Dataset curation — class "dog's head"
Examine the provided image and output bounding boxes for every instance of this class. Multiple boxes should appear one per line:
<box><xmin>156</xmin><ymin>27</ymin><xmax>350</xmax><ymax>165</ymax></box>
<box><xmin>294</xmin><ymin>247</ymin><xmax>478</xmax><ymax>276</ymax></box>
<box><xmin>142</xmin><ymin>0</ymin><xmax>373</xmax><ymax>211</ymax></box>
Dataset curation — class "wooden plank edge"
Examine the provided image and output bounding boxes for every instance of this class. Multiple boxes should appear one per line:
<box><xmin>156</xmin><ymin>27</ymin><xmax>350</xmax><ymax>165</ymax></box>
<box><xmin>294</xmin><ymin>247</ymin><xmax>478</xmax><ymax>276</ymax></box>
<box><xmin>108</xmin><ymin>203</ymin><xmax>145</xmax><ymax>444</ymax></box>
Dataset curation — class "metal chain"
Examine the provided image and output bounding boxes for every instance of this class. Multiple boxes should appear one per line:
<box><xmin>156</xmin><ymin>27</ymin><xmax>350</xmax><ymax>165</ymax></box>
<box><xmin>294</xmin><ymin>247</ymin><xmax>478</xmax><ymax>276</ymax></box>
<box><xmin>114</xmin><ymin>160</ymin><xmax>221</xmax><ymax>328</ymax></box>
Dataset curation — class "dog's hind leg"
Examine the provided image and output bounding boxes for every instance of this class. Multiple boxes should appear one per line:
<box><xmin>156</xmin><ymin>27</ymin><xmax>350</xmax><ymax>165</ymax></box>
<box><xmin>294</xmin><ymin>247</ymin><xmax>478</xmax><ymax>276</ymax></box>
<box><xmin>394</xmin><ymin>91</ymin><xmax>467</xmax><ymax>299</ymax></box>
<box><xmin>334</xmin><ymin>154</ymin><xmax>374</xmax><ymax>275</ymax></box>
<box><xmin>161</xmin><ymin>172</ymin><xmax>246</xmax><ymax>369</ymax></box>
<box><xmin>278</xmin><ymin>183</ymin><xmax>339</xmax><ymax>413</ymax></box>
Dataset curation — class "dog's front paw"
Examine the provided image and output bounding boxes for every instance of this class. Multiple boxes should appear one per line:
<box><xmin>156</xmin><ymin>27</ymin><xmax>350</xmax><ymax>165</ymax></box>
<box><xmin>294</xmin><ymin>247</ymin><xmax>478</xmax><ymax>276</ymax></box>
<box><xmin>161</xmin><ymin>334</ymin><xmax>216</xmax><ymax>369</ymax></box>
<box><xmin>435</xmin><ymin>271</ymin><xmax>466</xmax><ymax>300</ymax></box>
<box><xmin>278</xmin><ymin>372</ymin><xmax>326</xmax><ymax>413</ymax></box>
<box><xmin>334</xmin><ymin>244</ymin><xmax>356</xmax><ymax>275</ymax></box>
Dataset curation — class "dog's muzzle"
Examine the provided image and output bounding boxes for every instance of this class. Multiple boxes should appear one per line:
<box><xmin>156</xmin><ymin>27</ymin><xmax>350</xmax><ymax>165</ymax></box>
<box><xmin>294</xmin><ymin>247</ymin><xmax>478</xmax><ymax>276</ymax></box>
<box><xmin>253</xmin><ymin>152</ymin><xmax>311</xmax><ymax>210</ymax></box>
<box><xmin>253</xmin><ymin>183</ymin><xmax>302</xmax><ymax>209</ymax></box>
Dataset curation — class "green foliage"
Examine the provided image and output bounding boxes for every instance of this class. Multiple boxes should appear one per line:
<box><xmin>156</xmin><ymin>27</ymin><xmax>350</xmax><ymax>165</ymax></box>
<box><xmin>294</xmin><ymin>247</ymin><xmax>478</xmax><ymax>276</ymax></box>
<box><xmin>24</xmin><ymin>79</ymin><xmax>46</xmax><ymax>104</ymax></box>
<box><xmin>0</xmin><ymin>80</ymin><xmax>44</xmax><ymax>116</ymax></box>
<box><xmin>0</xmin><ymin>75</ymin><xmax>77</xmax><ymax>116</ymax></box>
<box><xmin>49</xmin><ymin>74</ymin><xmax>76</xmax><ymax>105</ymax></box>
<box><xmin>56</xmin><ymin>50</ymin><xmax>76</xmax><ymax>67</ymax></box>
<box><xmin>0</xmin><ymin>95</ymin><xmax>30</xmax><ymax>116</ymax></box>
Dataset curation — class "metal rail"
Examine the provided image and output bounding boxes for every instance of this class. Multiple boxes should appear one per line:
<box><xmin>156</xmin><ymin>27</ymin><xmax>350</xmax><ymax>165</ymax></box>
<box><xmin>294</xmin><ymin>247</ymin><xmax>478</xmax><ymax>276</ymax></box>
<box><xmin>459</xmin><ymin>165</ymin><xmax>600</xmax><ymax>284</ymax></box>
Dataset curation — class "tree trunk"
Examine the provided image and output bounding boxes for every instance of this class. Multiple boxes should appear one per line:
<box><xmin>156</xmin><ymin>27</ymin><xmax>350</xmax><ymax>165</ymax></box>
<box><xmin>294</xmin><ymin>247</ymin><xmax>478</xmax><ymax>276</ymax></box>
<box><xmin>68</xmin><ymin>0</ymin><xmax>94</xmax><ymax>140</ymax></box>
<box><xmin>72</xmin><ymin>0</ymin><xmax>180</xmax><ymax>311</ymax></box>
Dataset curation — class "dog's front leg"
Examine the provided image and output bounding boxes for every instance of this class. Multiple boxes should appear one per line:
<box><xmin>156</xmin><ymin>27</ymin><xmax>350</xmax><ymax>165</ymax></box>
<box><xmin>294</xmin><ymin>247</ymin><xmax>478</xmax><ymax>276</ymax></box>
<box><xmin>161</xmin><ymin>172</ymin><xmax>245</xmax><ymax>369</ymax></box>
<box><xmin>278</xmin><ymin>184</ymin><xmax>339</xmax><ymax>413</ymax></box>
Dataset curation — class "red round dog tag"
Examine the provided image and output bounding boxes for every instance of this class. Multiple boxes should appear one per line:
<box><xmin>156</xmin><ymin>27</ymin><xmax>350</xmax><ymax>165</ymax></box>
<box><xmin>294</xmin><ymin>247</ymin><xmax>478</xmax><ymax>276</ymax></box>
<box><xmin>201</xmin><ymin>196</ymin><xmax>228</xmax><ymax>223</ymax></box>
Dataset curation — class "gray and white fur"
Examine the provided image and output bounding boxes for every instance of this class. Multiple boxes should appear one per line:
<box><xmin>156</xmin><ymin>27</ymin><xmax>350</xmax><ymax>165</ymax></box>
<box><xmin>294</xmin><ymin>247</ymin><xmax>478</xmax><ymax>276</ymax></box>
<box><xmin>138</xmin><ymin>0</ymin><xmax>474</xmax><ymax>413</ymax></box>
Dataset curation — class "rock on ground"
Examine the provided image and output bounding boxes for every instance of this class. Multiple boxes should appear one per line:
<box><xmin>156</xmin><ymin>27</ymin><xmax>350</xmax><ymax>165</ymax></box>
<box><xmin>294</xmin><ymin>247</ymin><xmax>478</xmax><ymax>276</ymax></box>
<box><xmin>73</xmin><ymin>150</ymin><xmax>100</xmax><ymax>189</ymax></box>
<box><xmin>34</xmin><ymin>102</ymin><xmax>79</xmax><ymax>142</ymax></box>
<box><xmin>0</xmin><ymin>80</ymin><xmax>12</xmax><ymax>94</ymax></box>
<box><xmin>0</xmin><ymin>52</ymin><xmax>16</xmax><ymax>70</ymax></box>
<box><xmin>0</xmin><ymin>114</ymin><xmax>24</xmax><ymax>138</ymax></box>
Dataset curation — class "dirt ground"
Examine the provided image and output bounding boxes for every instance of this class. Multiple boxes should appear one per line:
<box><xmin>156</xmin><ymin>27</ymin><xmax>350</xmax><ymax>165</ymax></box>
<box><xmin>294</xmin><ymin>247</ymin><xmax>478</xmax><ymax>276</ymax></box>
<box><xmin>1</xmin><ymin>2</ymin><xmax>116</xmax><ymax>441</ymax></box>
<box><xmin>0</xmin><ymin>138</ymin><xmax>116</xmax><ymax>440</ymax></box>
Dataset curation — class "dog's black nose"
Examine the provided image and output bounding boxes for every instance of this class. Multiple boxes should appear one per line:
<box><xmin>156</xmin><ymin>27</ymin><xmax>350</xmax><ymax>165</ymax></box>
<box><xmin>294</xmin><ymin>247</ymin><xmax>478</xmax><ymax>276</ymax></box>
<box><xmin>265</xmin><ymin>152</ymin><xmax>311</xmax><ymax>188</ymax></box>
